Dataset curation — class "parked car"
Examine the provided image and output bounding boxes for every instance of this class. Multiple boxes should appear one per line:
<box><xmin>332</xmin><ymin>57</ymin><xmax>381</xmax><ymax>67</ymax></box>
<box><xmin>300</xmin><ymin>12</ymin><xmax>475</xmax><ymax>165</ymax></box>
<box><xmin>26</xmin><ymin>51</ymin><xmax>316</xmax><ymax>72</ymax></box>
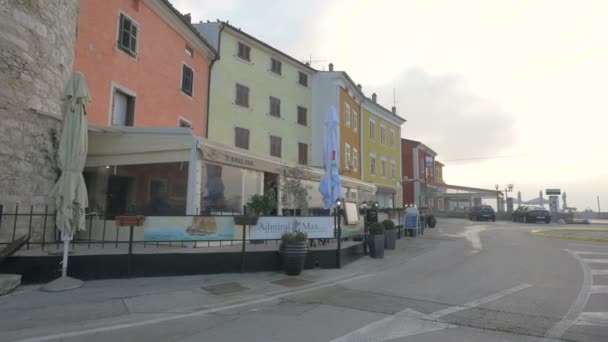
<box><xmin>468</xmin><ymin>205</ymin><xmax>496</xmax><ymax>221</ymax></box>
<box><xmin>512</xmin><ymin>205</ymin><xmax>551</xmax><ymax>223</ymax></box>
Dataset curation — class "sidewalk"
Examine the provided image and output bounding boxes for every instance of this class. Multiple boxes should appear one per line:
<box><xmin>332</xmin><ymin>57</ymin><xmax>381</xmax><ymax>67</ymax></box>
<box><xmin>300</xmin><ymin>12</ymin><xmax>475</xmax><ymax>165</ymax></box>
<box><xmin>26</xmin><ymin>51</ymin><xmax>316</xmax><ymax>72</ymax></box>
<box><xmin>0</xmin><ymin>230</ymin><xmax>443</xmax><ymax>342</ymax></box>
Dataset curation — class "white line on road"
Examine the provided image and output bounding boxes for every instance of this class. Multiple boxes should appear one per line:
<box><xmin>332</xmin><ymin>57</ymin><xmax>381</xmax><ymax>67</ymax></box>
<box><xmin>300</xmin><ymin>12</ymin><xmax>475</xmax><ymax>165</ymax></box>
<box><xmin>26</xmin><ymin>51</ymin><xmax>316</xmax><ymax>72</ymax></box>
<box><xmin>544</xmin><ymin>250</ymin><xmax>593</xmax><ymax>340</ymax></box>
<box><xmin>576</xmin><ymin>312</ymin><xmax>608</xmax><ymax>326</ymax></box>
<box><xmin>13</xmin><ymin>272</ymin><xmax>375</xmax><ymax>342</ymax></box>
<box><xmin>426</xmin><ymin>283</ymin><xmax>532</xmax><ymax>320</ymax></box>
<box><xmin>590</xmin><ymin>285</ymin><xmax>608</xmax><ymax>294</ymax></box>
<box><xmin>582</xmin><ymin>259</ymin><xmax>608</xmax><ymax>263</ymax></box>
<box><xmin>591</xmin><ymin>270</ymin><xmax>608</xmax><ymax>275</ymax></box>
<box><xmin>330</xmin><ymin>283</ymin><xmax>532</xmax><ymax>342</ymax></box>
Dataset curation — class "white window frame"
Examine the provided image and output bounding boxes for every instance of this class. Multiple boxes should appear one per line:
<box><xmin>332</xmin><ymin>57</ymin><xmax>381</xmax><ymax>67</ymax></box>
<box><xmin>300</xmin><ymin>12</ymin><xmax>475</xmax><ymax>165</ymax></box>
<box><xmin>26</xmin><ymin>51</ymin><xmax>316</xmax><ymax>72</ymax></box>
<box><xmin>178</xmin><ymin>116</ymin><xmax>192</xmax><ymax>128</ymax></box>
<box><xmin>369</xmin><ymin>118</ymin><xmax>376</xmax><ymax>141</ymax></box>
<box><xmin>389</xmin><ymin>128</ymin><xmax>395</xmax><ymax>148</ymax></box>
<box><xmin>108</xmin><ymin>81</ymin><xmax>136</xmax><ymax>126</ymax></box>
<box><xmin>381</xmin><ymin>156</ymin><xmax>387</xmax><ymax>177</ymax></box>
<box><xmin>344</xmin><ymin>103</ymin><xmax>351</xmax><ymax>127</ymax></box>
<box><xmin>390</xmin><ymin>159</ymin><xmax>396</xmax><ymax>179</ymax></box>
<box><xmin>380</xmin><ymin>124</ymin><xmax>386</xmax><ymax>145</ymax></box>
<box><xmin>352</xmin><ymin>148</ymin><xmax>358</xmax><ymax>172</ymax></box>
<box><xmin>180</xmin><ymin>62</ymin><xmax>194</xmax><ymax>98</ymax></box>
<box><xmin>352</xmin><ymin>109</ymin><xmax>358</xmax><ymax>132</ymax></box>
<box><xmin>116</xmin><ymin>11</ymin><xmax>140</xmax><ymax>58</ymax></box>
<box><xmin>370</xmin><ymin>153</ymin><xmax>376</xmax><ymax>176</ymax></box>
<box><xmin>345</xmin><ymin>143</ymin><xmax>351</xmax><ymax>170</ymax></box>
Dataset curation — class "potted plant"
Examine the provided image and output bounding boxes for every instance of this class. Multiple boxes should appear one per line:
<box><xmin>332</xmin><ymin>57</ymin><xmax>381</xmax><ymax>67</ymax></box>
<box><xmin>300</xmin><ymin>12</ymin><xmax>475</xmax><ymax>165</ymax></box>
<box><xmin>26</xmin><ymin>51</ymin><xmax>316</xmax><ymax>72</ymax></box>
<box><xmin>368</xmin><ymin>223</ymin><xmax>385</xmax><ymax>258</ymax></box>
<box><xmin>280</xmin><ymin>230</ymin><xmax>308</xmax><ymax>275</ymax></box>
<box><xmin>236</xmin><ymin>193</ymin><xmax>276</xmax><ymax>225</ymax></box>
<box><xmin>382</xmin><ymin>219</ymin><xmax>396</xmax><ymax>250</ymax></box>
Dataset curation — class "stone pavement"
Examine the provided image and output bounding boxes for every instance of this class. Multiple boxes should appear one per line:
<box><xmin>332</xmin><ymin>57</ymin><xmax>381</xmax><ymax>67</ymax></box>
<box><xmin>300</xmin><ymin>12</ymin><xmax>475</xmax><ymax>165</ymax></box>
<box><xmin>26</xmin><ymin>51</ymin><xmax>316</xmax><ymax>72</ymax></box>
<box><xmin>0</xmin><ymin>232</ymin><xmax>441</xmax><ymax>342</ymax></box>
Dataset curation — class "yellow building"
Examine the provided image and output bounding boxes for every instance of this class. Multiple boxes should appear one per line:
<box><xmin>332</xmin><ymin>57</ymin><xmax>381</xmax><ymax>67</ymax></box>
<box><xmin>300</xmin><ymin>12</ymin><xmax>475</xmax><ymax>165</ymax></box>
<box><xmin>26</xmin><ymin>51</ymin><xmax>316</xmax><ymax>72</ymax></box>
<box><xmin>361</xmin><ymin>93</ymin><xmax>406</xmax><ymax>207</ymax></box>
<box><xmin>312</xmin><ymin>64</ymin><xmax>376</xmax><ymax>202</ymax></box>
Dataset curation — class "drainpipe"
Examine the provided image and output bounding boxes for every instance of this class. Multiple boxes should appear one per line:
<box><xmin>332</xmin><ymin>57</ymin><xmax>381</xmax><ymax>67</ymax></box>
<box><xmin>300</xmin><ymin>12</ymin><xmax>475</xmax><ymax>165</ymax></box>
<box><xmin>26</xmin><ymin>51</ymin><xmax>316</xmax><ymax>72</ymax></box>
<box><xmin>205</xmin><ymin>24</ymin><xmax>225</xmax><ymax>138</ymax></box>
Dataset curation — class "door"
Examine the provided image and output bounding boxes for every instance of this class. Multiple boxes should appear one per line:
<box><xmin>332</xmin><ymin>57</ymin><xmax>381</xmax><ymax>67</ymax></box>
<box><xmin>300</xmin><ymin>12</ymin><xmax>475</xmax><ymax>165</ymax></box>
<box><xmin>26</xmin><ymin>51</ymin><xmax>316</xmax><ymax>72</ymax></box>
<box><xmin>112</xmin><ymin>91</ymin><xmax>128</xmax><ymax>126</ymax></box>
<box><xmin>106</xmin><ymin>175</ymin><xmax>132</xmax><ymax>218</ymax></box>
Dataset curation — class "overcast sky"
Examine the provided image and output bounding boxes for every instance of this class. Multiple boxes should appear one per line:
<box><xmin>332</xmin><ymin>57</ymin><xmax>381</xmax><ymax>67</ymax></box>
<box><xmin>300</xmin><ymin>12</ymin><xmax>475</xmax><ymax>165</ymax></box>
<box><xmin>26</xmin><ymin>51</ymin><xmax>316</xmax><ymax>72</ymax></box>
<box><xmin>173</xmin><ymin>0</ymin><xmax>608</xmax><ymax>210</ymax></box>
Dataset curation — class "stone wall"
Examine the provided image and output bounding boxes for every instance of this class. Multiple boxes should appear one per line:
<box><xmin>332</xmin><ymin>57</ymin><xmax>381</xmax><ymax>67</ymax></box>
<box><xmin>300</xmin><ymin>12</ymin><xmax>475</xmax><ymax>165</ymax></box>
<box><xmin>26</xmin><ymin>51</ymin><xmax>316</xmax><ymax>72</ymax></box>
<box><xmin>0</xmin><ymin>0</ymin><xmax>78</xmax><ymax>242</ymax></box>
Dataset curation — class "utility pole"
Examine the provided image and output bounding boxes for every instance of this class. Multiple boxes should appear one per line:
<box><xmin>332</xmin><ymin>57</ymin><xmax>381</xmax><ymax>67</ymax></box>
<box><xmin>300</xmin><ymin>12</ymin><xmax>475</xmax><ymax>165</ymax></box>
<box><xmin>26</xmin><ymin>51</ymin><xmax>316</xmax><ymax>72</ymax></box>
<box><xmin>598</xmin><ymin>195</ymin><xmax>601</xmax><ymax>213</ymax></box>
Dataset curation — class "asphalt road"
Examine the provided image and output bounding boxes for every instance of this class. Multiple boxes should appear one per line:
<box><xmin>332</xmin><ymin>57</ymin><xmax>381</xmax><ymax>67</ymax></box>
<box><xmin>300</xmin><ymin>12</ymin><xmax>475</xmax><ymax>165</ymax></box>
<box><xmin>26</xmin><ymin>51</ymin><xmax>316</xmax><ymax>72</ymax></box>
<box><xmin>17</xmin><ymin>219</ymin><xmax>608</xmax><ymax>341</ymax></box>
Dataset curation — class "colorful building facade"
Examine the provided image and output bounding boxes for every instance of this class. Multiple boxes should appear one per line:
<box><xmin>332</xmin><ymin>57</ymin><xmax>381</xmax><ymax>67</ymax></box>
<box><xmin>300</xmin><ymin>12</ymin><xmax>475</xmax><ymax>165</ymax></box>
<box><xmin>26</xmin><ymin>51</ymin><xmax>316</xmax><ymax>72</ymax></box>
<box><xmin>74</xmin><ymin>0</ymin><xmax>216</xmax><ymax>136</ymax></box>
<box><xmin>194</xmin><ymin>22</ymin><xmax>315</xmax><ymax>165</ymax></box>
<box><xmin>312</xmin><ymin>64</ymin><xmax>376</xmax><ymax>202</ymax></box>
<box><xmin>401</xmin><ymin>138</ymin><xmax>438</xmax><ymax>207</ymax></box>
<box><xmin>361</xmin><ymin>94</ymin><xmax>406</xmax><ymax>208</ymax></box>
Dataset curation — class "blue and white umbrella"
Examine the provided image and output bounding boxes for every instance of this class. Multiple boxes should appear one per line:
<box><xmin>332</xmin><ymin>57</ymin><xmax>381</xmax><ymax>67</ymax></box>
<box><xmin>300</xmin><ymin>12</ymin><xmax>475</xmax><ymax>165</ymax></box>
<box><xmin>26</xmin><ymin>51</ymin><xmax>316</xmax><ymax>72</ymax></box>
<box><xmin>318</xmin><ymin>106</ymin><xmax>343</xmax><ymax>208</ymax></box>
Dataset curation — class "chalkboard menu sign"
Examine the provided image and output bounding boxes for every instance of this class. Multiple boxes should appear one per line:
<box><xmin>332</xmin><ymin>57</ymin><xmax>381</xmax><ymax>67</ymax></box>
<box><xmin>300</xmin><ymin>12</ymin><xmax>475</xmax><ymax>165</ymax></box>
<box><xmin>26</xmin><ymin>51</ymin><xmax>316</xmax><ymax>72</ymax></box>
<box><xmin>366</xmin><ymin>210</ymin><xmax>378</xmax><ymax>224</ymax></box>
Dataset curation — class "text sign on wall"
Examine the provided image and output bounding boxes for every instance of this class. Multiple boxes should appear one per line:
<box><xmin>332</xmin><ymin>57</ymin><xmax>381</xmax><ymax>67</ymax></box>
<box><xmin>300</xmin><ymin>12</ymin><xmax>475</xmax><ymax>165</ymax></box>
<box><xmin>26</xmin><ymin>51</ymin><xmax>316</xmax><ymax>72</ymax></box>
<box><xmin>546</xmin><ymin>189</ymin><xmax>561</xmax><ymax>195</ymax></box>
<box><xmin>250</xmin><ymin>216</ymin><xmax>334</xmax><ymax>240</ymax></box>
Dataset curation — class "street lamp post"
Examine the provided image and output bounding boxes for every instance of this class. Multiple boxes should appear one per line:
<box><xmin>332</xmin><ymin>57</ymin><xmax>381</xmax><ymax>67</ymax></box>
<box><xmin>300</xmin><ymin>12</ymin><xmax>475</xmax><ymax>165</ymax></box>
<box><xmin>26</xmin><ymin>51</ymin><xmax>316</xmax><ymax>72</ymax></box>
<box><xmin>495</xmin><ymin>184</ymin><xmax>514</xmax><ymax>213</ymax></box>
<box><xmin>335</xmin><ymin>198</ymin><xmax>342</xmax><ymax>268</ymax></box>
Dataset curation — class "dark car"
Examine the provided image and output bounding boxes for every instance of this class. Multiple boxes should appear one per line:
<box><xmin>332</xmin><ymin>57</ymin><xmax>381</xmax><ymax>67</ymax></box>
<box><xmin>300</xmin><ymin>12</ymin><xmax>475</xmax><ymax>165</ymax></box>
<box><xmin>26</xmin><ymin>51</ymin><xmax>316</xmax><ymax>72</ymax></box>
<box><xmin>468</xmin><ymin>205</ymin><xmax>496</xmax><ymax>221</ymax></box>
<box><xmin>512</xmin><ymin>205</ymin><xmax>551</xmax><ymax>223</ymax></box>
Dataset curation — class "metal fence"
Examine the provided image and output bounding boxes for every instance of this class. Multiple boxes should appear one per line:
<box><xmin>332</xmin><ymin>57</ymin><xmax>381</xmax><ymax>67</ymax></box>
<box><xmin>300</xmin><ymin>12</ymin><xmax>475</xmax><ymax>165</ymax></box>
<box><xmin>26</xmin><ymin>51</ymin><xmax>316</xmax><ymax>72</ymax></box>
<box><xmin>0</xmin><ymin>204</ymin><xmax>369</xmax><ymax>253</ymax></box>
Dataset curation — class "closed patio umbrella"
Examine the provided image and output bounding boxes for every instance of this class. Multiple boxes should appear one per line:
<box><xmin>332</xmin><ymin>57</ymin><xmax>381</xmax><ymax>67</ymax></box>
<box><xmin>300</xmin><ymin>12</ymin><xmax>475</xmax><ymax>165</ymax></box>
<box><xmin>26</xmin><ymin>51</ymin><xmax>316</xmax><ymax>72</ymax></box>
<box><xmin>41</xmin><ymin>72</ymin><xmax>90</xmax><ymax>292</ymax></box>
<box><xmin>318</xmin><ymin>106</ymin><xmax>343</xmax><ymax>208</ymax></box>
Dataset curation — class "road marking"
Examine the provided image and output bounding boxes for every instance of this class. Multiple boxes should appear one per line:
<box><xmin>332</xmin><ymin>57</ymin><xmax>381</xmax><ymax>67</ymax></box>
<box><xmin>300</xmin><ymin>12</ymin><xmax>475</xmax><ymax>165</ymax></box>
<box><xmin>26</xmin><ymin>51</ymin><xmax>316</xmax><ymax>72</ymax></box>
<box><xmin>576</xmin><ymin>312</ymin><xmax>608</xmax><ymax>326</ymax></box>
<box><xmin>582</xmin><ymin>259</ymin><xmax>608</xmax><ymax>263</ymax></box>
<box><xmin>330</xmin><ymin>283</ymin><xmax>531</xmax><ymax>342</ymax></box>
<box><xmin>591</xmin><ymin>270</ymin><xmax>608</xmax><ymax>275</ymax></box>
<box><xmin>575</xmin><ymin>252</ymin><xmax>608</xmax><ymax>256</ymax></box>
<box><xmin>443</xmin><ymin>224</ymin><xmax>487</xmax><ymax>254</ymax></box>
<box><xmin>531</xmin><ymin>229</ymin><xmax>608</xmax><ymax>243</ymax></box>
<box><xmin>13</xmin><ymin>272</ymin><xmax>375</xmax><ymax>342</ymax></box>
<box><xmin>590</xmin><ymin>285</ymin><xmax>608</xmax><ymax>294</ymax></box>
<box><xmin>426</xmin><ymin>283</ymin><xmax>532</xmax><ymax>320</ymax></box>
<box><xmin>544</xmin><ymin>250</ymin><xmax>593</xmax><ymax>340</ymax></box>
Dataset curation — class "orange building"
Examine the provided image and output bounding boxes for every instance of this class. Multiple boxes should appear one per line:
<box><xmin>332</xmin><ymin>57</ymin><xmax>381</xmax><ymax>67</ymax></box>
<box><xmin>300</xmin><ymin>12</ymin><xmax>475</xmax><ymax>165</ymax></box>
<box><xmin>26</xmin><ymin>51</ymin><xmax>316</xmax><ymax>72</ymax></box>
<box><xmin>73</xmin><ymin>0</ymin><xmax>216</xmax><ymax>136</ymax></box>
<box><xmin>339</xmin><ymin>87</ymin><xmax>362</xmax><ymax>180</ymax></box>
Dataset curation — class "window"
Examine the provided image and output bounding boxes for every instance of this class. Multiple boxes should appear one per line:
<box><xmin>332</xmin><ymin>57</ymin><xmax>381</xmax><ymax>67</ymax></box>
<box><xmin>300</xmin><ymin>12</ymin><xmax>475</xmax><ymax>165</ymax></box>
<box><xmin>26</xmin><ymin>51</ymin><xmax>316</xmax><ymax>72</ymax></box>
<box><xmin>237</xmin><ymin>42</ymin><xmax>251</xmax><ymax>61</ymax></box>
<box><xmin>269</xmin><ymin>97</ymin><xmax>281</xmax><ymax>117</ymax></box>
<box><xmin>298</xmin><ymin>143</ymin><xmax>308</xmax><ymax>165</ymax></box>
<box><xmin>298</xmin><ymin>72</ymin><xmax>308</xmax><ymax>87</ymax></box>
<box><xmin>380</xmin><ymin>125</ymin><xmax>386</xmax><ymax>145</ymax></box>
<box><xmin>381</xmin><ymin>158</ymin><xmax>387</xmax><ymax>177</ymax></box>
<box><xmin>345</xmin><ymin>143</ymin><xmax>351</xmax><ymax>169</ymax></box>
<box><xmin>352</xmin><ymin>148</ymin><xmax>358</xmax><ymax>172</ymax></box>
<box><xmin>118</xmin><ymin>14</ymin><xmax>138</xmax><ymax>56</ymax></box>
<box><xmin>179</xmin><ymin>118</ymin><xmax>192</xmax><ymax>128</ymax></box>
<box><xmin>270</xmin><ymin>135</ymin><xmax>282</xmax><ymax>158</ymax></box>
<box><xmin>235</xmin><ymin>83</ymin><xmax>249</xmax><ymax>107</ymax></box>
<box><xmin>369</xmin><ymin>119</ymin><xmax>376</xmax><ymax>140</ymax></box>
<box><xmin>389</xmin><ymin>128</ymin><xmax>395</xmax><ymax>148</ymax></box>
<box><xmin>344</xmin><ymin>103</ymin><xmax>351</xmax><ymax>127</ymax></box>
<box><xmin>352</xmin><ymin>110</ymin><xmax>358</xmax><ymax>132</ymax></box>
<box><xmin>297</xmin><ymin>106</ymin><xmax>307</xmax><ymax>126</ymax></box>
<box><xmin>181</xmin><ymin>64</ymin><xmax>194</xmax><ymax>96</ymax></box>
<box><xmin>185</xmin><ymin>45</ymin><xmax>193</xmax><ymax>57</ymax></box>
<box><xmin>271</xmin><ymin>58</ymin><xmax>282</xmax><ymax>75</ymax></box>
<box><xmin>370</xmin><ymin>154</ymin><xmax>376</xmax><ymax>175</ymax></box>
<box><xmin>390</xmin><ymin>160</ymin><xmax>396</xmax><ymax>179</ymax></box>
<box><xmin>111</xmin><ymin>89</ymin><xmax>135</xmax><ymax>126</ymax></box>
<box><xmin>235</xmin><ymin>127</ymin><xmax>250</xmax><ymax>150</ymax></box>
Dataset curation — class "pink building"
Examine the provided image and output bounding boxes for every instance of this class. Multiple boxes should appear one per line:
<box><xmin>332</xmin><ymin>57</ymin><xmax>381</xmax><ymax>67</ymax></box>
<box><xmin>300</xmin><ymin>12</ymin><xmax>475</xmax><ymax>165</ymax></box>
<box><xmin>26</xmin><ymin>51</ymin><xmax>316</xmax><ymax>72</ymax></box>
<box><xmin>74</xmin><ymin>0</ymin><xmax>216</xmax><ymax>136</ymax></box>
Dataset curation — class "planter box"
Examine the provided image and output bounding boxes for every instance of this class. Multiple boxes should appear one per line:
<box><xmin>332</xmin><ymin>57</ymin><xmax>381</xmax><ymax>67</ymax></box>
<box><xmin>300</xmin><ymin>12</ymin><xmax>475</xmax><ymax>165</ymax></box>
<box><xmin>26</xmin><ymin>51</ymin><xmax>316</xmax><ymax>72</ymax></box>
<box><xmin>368</xmin><ymin>234</ymin><xmax>385</xmax><ymax>258</ymax></box>
<box><xmin>385</xmin><ymin>230</ymin><xmax>396</xmax><ymax>250</ymax></box>
<box><xmin>281</xmin><ymin>241</ymin><xmax>308</xmax><ymax>276</ymax></box>
<box><xmin>234</xmin><ymin>216</ymin><xmax>258</xmax><ymax>226</ymax></box>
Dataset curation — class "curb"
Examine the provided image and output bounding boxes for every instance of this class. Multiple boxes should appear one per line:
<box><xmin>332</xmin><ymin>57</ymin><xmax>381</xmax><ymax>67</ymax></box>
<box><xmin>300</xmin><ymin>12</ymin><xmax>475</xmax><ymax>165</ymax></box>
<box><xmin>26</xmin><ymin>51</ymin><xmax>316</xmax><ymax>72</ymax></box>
<box><xmin>530</xmin><ymin>228</ymin><xmax>608</xmax><ymax>243</ymax></box>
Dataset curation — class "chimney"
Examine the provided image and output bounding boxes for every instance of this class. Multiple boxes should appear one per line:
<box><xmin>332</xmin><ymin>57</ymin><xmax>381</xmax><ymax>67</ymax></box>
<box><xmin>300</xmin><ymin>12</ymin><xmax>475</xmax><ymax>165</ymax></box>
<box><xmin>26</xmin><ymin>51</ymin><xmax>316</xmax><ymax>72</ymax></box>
<box><xmin>328</xmin><ymin>63</ymin><xmax>334</xmax><ymax>71</ymax></box>
<box><xmin>372</xmin><ymin>93</ymin><xmax>377</xmax><ymax>103</ymax></box>
<box><xmin>357</xmin><ymin>84</ymin><xmax>362</xmax><ymax>91</ymax></box>
<box><xmin>392</xmin><ymin>106</ymin><xmax>397</xmax><ymax>114</ymax></box>
<box><xmin>183</xmin><ymin>13</ymin><xmax>191</xmax><ymax>23</ymax></box>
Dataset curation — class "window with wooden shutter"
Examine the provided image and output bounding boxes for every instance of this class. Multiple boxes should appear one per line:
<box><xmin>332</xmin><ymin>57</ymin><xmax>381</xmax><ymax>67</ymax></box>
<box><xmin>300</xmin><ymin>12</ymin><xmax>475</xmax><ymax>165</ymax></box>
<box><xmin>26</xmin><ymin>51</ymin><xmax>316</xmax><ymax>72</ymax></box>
<box><xmin>270</xmin><ymin>135</ymin><xmax>282</xmax><ymax>158</ymax></box>
<box><xmin>298</xmin><ymin>143</ymin><xmax>308</xmax><ymax>165</ymax></box>
<box><xmin>270</xmin><ymin>97</ymin><xmax>281</xmax><ymax>117</ymax></box>
<box><xmin>297</xmin><ymin>106</ymin><xmax>307</xmax><ymax>126</ymax></box>
<box><xmin>235</xmin><ymin>127</ymin><xmax>250</xmax><ymax>150</ymax></box>
<box><xmin>118</xmin><ymin>14</ymin><xmax>138</xmax><ymax>56</ymax></box>
<box><xmin>235</xmin><ymin>83</ymin><xmax>249</xmax><ymax>107</ymax></box>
